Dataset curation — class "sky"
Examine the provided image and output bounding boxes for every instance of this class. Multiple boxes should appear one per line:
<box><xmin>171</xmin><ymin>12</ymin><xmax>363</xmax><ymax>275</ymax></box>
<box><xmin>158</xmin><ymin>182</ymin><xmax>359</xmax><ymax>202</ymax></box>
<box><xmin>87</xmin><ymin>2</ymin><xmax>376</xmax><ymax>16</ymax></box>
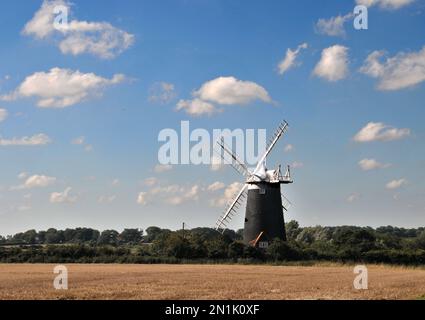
<box><xmin>0</xmin><ymin>0</ymin><xmax>424</xmax><ymax>235</ymax></box>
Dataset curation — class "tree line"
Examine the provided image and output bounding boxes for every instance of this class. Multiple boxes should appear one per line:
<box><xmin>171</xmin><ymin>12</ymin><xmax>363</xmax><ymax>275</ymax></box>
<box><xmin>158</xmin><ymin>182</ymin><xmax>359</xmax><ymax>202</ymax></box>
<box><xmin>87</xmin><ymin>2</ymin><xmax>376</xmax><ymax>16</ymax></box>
<box><xmin>1</xmin><ymin>222</ymin><xmax>425</xmax><ymax>265</ymax></box>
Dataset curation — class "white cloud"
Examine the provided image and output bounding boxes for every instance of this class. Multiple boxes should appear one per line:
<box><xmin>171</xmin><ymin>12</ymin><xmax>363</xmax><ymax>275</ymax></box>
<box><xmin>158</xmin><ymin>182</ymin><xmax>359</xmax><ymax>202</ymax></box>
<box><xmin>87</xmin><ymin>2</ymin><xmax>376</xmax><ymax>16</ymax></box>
<box><xmin>386</xmin><ymin>178</ymin><xmax>408</xmax><ymax>190</ymax></box>
<box><xmin>12</xmin><ymin>175</ymin><xmax>56</xmax><ymax>190</ymax></box>
<box><xmin>144</xmin><ymin>177</ymin><xmax>158</xmax><ymax>187</ymax></box>
<box><xmin>177</xmin><ymin>77</ymin><xmax>272</xmax><ymax>116</ymax></box>
<box><xmin>0</xmin><ymin>108</ymin><xmax>8</xmax><ymax>122</ymax></box>
<box><xmin>284</xmin><ymin>144</ymin><xmax>294</xmax><ymax>153</ymax></box>
<box><xmin>50</xmin><ymin>187</ymin><xmax>77</xmax><ymax>203</ymax></box>
<box><xmin>84</xmin><ymin>144</ymin><xmax>93</xmax><ymax>152</ymax></box>
<box><xmin>167</xmin><ymin>185</ymin><xmax>200</xmax><ymax>205</ymax></box>
<box><xmin>98</xmin><ymin>195</ymin><xmax>116</xmax><ymax>204</ymax></box>
<box><xmin>18</xmin><ymin>172</ymin><xmax>28</xmax><ymax>180</ymax></box>
<box><xmin>0</xmin><ymin>133</ymin><xmax>51</xmax><ymax>146</ymax></box>
<box><xmin>23</xmin><ymin>0</ymin><xmax>134</xmax><ymax>59</ymax></box>
<box><xmin>354</xmin><ymin>122</ymin><xmax>410</xmax><ymax>142</ymax></box>
<box><xmin>149</xmin><ymin>184</ymin><xmax>180</xmax><ymax>196</ymax></box>
<box><xmin>291</xmin><ymin>161</ymin><xmax>304</xmax><ymax>169</ymax></box>
<box><xmin>195</xmin><ymin>77</ymin><xmax>272</xmax><ymax>105</ymax></box>
<box><xmin>111</xmin><ymin>179</ymin><xmax>120</xmax><ymax>186</ymax></box>
<box><xmin>71</xmin><ymin>136</ymin><xmax>85</xmax><ymax>145</ymax></box>
<box><xmin>207</xmin><ymin>181</ymin><xmax>225</xmax><ymax>192</ymax></box>
<box><xmin>1</xmin><ymin>68</ymin><xmax>125</xmax><ymax>108</ymax></box>
<box><xmin>137</xmin><ymin>192</ymin><xmax>148</xmax><ymax>205</ymax></box>
<box><xmin>184</xmin><ymin>185</ymin><xmax>200</xmax><ymax>200</ymax></box>
<box><xmin>154</xmin><ymin>164</ymin><xmax>173</xmax><ymax>173</ymax></box>
<box><xmin>211</xmin><ymin>182</ymin><xmax>244</xmax><ymax>207</ymax></box>
<box><xmin>139</xmin><ymin>183</ymin><xmax>201</xmax><ymax>206</ymax></box>
<box><xmin>176</xmin><ymin>98</ymin><xmax>218</xmax><ymax>116</ymax></box>
<box><xmin>360</xmin><ymin>47</ymin><xmax>425</xmax><ymax>91</ymax></box>
<box><xmin>359</xmin><ymin>158</ymin><xmax>391</xmax><ymax>171</ymax></box>
<box><xmin>278</xmin><ymin>43</ymin><xmax>308</xmax><ymax>75</ymax></box>
<box><xmin>315</xmin><ymin>13</ymin><xmax>353</xmax><ymax>37</ymax></box>
<box><xmin>356</xmin><ymin>0</ymin><xmax>415</xmax><ymax>10</ymax></box>
<box><xmin>149</xmin><ymin>82</ymin><xmax>176</xmax><ymax>104</ymax></box>
<box><xmin>313</xmin><ymin>45</ymin><xmax>349</xmax><ymax>81</ymax></box>
<box><xmin>347</xmin><ymin>193</ymin><xmax>361</xmax><ymax>203</ymax></box>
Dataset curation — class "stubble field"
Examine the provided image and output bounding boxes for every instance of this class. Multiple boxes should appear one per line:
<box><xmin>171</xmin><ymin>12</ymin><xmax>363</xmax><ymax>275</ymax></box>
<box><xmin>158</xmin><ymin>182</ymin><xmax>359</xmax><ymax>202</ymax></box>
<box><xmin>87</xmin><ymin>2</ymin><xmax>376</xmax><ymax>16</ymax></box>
<box><xmin>0</xmin><ymin>264</ymin><xmax>424</xmax><ymax>300</ymax></box>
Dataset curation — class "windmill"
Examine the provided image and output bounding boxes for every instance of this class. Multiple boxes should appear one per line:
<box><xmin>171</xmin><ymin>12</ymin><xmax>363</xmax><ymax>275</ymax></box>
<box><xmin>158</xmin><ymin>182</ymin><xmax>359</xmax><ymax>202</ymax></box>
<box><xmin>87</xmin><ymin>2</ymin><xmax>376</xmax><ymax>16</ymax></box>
<box><xmin>214</xmin><ymin>120</ymin><xmax>293</xmax><ymax>248</ymax></box>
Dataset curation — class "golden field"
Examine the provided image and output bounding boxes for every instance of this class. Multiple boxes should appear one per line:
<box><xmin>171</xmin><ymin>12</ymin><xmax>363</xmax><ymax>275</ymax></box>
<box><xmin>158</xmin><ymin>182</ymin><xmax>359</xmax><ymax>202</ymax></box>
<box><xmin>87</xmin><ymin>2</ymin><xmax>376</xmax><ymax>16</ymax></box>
<box><xmin>0</xmin><ymin>264</ymin><xmax>424</xmax><ymax>300</ymax></box>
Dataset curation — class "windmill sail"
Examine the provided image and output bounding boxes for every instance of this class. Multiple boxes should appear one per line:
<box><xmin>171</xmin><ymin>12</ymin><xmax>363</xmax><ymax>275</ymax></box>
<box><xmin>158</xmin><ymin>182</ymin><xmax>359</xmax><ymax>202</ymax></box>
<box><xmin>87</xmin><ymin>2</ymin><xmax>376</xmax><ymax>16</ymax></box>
<box><xmin>253</xmin><ymin>121</ymin><xmax>289</xmax><ymax>175</ymax></box>
<box><xmin>281</xmin><ymin>192</ymin><xmax>292</xmax><ymax>211</ymax></box>
<box><xmin>215</xmin><ymin>184</ymin><xmax>248</xmax><ymax>231</ymax></box>
<box><xmin>216</xmin><ymin>137</ymin><xmax>251</xmax><ymax>177</ymax></box>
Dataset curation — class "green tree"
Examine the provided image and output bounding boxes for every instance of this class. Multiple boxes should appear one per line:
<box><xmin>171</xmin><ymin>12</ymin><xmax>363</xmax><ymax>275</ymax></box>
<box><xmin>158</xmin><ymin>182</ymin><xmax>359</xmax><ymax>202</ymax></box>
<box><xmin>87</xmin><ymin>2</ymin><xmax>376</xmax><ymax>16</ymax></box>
<box><xmin>228</xmin><ymin>241</ymin><xmax>244</xmax><ymax>259</ymax></box>
<box><xmin>145</xmin><ymin>226</ymin><xmax>164</xmax><ymax>243</ymax></box>
<box><xmin>119</xmin><ymin>229</ymin><xmax>143</xmax><ymax>244</ymax></box>
<box><xmin>98</xmin><ymin>230</ymin><xmax>119</xmax><ymax>245</ymax></box>
<box><xmin>22</xmin><ymin>230</ymin><xmax>38</xmax><ymax>244</ymax></box>
<box><xmin>205</xmin><ymin>238</ymin><xmax>228</xmax><ymax>259</ymax></box>
<box><xmin>267</xmin><ymin>239</ymin><xmax>300</xmax><ymax>261</ymax></box>
<box><xmin>45</xmin><ymin>228</ymin><xmax>64</xmax><ymax>244</ymax></box>
<box><xmin>285</xmin><ymin>220</ymin><xmax>301</xmax><ymax>241</ymax></box>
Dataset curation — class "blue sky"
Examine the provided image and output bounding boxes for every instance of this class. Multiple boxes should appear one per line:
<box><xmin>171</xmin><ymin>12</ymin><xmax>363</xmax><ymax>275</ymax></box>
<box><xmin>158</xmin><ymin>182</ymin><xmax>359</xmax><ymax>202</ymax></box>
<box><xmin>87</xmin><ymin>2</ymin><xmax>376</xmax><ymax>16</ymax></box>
<box><xmin>0</xmin><ymin>0</ymin><xmax>424</xmax><ymax>235</ymax></box>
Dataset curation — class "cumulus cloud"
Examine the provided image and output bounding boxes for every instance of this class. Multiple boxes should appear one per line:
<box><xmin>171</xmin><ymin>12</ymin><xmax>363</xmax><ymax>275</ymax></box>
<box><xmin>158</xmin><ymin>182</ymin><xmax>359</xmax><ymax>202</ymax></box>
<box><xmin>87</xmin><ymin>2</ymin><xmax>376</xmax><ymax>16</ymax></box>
<box><xmin>313</xmin><ymin>45</ymin><xmax>349</xmax><ymax>82</ymax></box>
<box><xmin>278</xmin><ymin>43</ymin><xmax>308</xmax><ymax>75</ymax></box>
<box><xmin>22</xmin><ymin>0</ymin><xmax>134</xmax><ymax>59</ymax></box>
<box><xmin>354</xmin><ymin>122</ymin><xmax>410</xmax><ymax>142</ymax></box>
<box><xmin>207</xmin><ymin>181</ymin><xmax>225</xmax><ymax>192</ymax></box>
<box><xmin>291</xmin><ymin>161</ymin><xmax>304</xmax><ymax>169</ymax></box>
<box><xmin>12</xmin><ymin>174</ymin><xmax>56</xmax><ymax>190</ymax></box>
<box><xmin>98</xmin><ymin>195</ymin><xmax>116</xmax><ymax>204</ymax></box>
<box><xmin>177</xmin><ymin>77</ymin><xmax>272</xmax><ymax>116</ymax></box>
<box><xmin>360</xmin><ymin>47</ymin><xmax>425</xmax><ymax>91</ymax></box>
<box><xmin>284</xmin><ymin>144</ymin><xmax>294</xmax><ymax>153</ymax></box>
<box><xmin>50</xmin><ymin>187</ymin><xmax>77</xmax><ymax>203</ymax></box>
<box><xmin>195</xmin><ymin>77</ymin><xmax>272</xmax><ymax>105</ymax></box>
<box><xmin>0</xmin><ymin>108</ymin><xmax>8</xmax><ymax>122</ymax></box>
<box><xmin>111</xmin><ymin>179</ymin><xmax>120</xmax><ymax>187</ymax></box>
<box><xmin>356</xmin><ymin>0</ymin><xmax>415</xmax><ymax>9</ymax></box>
<box><xmin>18</xmin><ymin>172</ymin><xmax>28</xmax><ymax>180</ymax></box>
<box><xmin>0</xmin><ymin>133</ymin><xmax>51</xmax><ymax>146</ymax></box>
<box><xmin>138</xmin><ymin>183</ymin><xmax>201</xmax><ymax>206</ymax></box>
<box><xmin>358</xmin><ymin>158</ymin><xmax>391</xmax><ymax>170</ymax></box>
<box><xmin>167</xmin><ymin>185</ymin><xmax>200</xmax><ymax>205</ymax></box>
<box><xmin>1</xmin><ymin>68</ymin><xmax>125</xmax><ymax>108</ymax></box>
<box><xmin>84</xmin><ymin>145</ymin><xmax>93</xmax><ymax>152</ymax></box>
<box><xmin>154</xmin><ymin>164</ymin><xmax>173</xmax><ymax>173</ymax></box>
<box><xmin>144</xmin><ymin>177</ymin><xmax>158</xmax><ymax>187</ymax></box>
<box><xmin>176</xmin><ymin>98</ymin><xmax>218</xmax><ymax>116</ymax></box>
<box><xmin>71</xmin><ymin>136</ymin><xmax>85</xmax><ymax>145</ymax></box>
<box><xmin>210</xmin><ymin>182</ymin><xmax>244</xmax><ymax>207</ymax></box>
<box><xmin>315</xmin><ymin>14</ymin><xmax>353</xmax><ymax>37</ymax></box>
<box><xmin>386</xmin><ymin>178</ymin><xmax>408</xmax><ymax>189</ymax></box>
<box><xmin>347</xmin><ymin>193</ymin><xmax>361</xmax><ymax>203</ymax></box>
<box><xmin>148</xmin><ymin>82</ymin><xmax>177</xmax><ymax>104</ymax></box>
<box><xmin>137</xmin><ymin>192</ymin><xmax>148</xmax><ymax>205</ymax></box>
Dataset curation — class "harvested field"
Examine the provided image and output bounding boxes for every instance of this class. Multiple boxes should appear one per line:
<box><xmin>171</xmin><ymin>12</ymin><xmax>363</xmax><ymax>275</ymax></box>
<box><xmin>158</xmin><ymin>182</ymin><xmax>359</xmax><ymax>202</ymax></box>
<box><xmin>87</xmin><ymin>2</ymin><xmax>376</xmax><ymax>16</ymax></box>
<box><xmin>0</xmin><ymin>264</ymin><xmax>424</xmax><ymax>300</ymax></box>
